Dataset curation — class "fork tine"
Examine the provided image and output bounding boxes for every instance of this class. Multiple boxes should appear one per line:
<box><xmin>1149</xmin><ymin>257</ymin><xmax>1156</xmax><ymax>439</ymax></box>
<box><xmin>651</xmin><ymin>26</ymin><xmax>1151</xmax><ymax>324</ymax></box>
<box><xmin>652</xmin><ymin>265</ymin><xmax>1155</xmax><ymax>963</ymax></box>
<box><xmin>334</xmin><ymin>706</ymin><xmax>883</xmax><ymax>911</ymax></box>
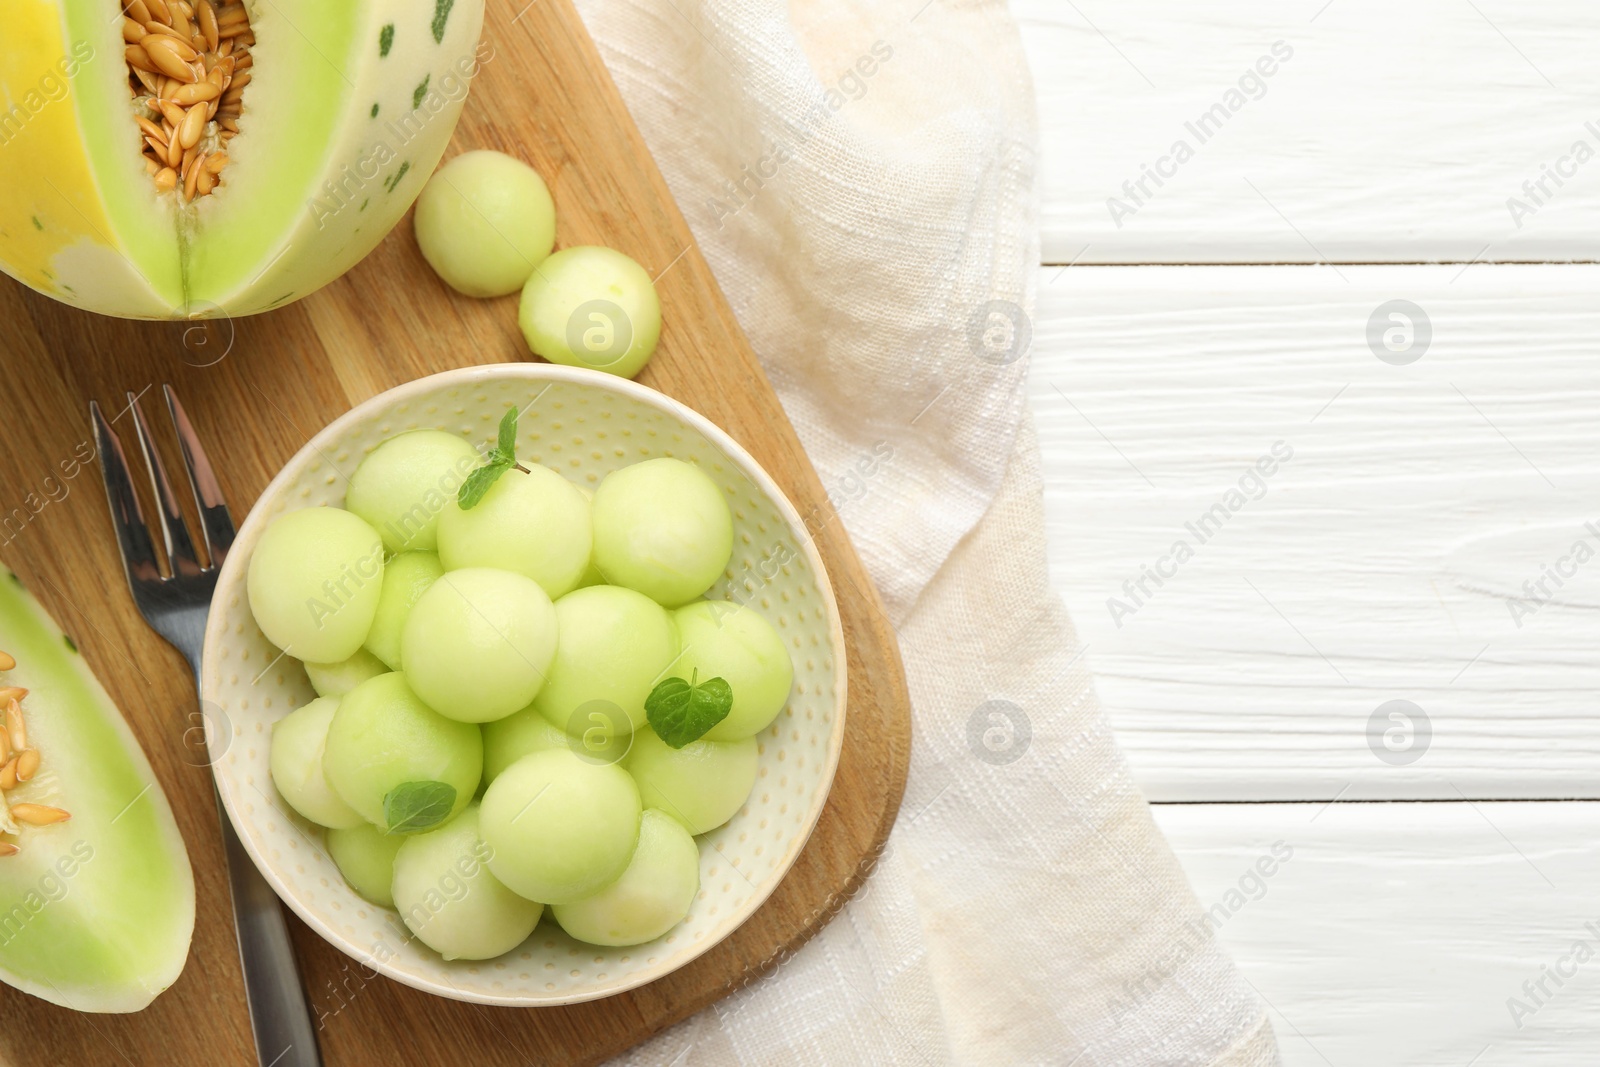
<box><xmin>126</xmin><ymin>391</ymin><xmax>204</xmax><ymax>578</ymax></box>
<box><xmin>164</xmin><ymin>385</ymin><xmax>236</xmax><ymax>566</ymax></box>
<box><xmin>90</xmin><ymin>401</ymin><xmax>164</xmax><ymax>589</ymax></box>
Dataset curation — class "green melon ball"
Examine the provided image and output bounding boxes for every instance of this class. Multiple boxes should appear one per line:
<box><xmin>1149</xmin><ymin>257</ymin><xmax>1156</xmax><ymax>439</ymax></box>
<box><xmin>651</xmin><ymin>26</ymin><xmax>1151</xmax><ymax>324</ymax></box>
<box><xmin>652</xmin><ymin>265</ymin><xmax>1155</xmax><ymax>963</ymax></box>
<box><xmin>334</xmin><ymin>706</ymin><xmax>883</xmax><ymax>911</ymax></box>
<box><xmin>247</xmin><ymin>507</ymin><xmax>385</xmax><ymax>663</ymax></box>
<box><xmin>479</xmin><ymin>748</ymin><xmax>641</xmax><ymax>904</ymax></box>
<box><xmin>345</xmin><ymin>430</ymin><xmax>482</xmax><ymax>554</ymax></box>
<box><xmin>322</xmin><ymin>672</ymin><xmax>482</xmax><ymax>831</ymax></box>
<box><xmin>304</xmin><ymin>647</ymin><xmax>389</xmax><ymax>698</ymax></box>
<box><xmin>400</xmin><ymin>568</ymin><xmax>559</xmax><ymax>723</ymax></box>
<box><xmin>326</xmin><ymin>824</ymin><xmax>405</xmax><ymax>908</ymax></box>
<box><xmin>392</xmin><ymin>806</ymin><xmax>543</xmax><ymax>960</ymax></box>
<box><xmin>363</xmin><ymin>551</ymin><xmax>444</xmax><ymax>670</ymax></box>
<box><xmin>590</xmin><ymin>459</ymin><xmax>733</xmax><ymax>607</ymax></box>
<box><xmin>269</xmin><ymin>697</ymin><xmax>365</xmax><ymax>829</ymax></box>
<box><xmin>481</xmin><ymin>704</ymin><xmax>571</xmax><ymax>783</ymax></box>
<box><xmin>518</xmin><ymin>246</ymin><xmax>662</xmax><ymax>379</ymax></box>
<box><xmin>625</xmin><ymin>728</ymin><xmax>758</xmax><ymax>835</ymax></box>
<box><xmin>533</xmin><ymin>585</ymin><xmax>678</xmax><ymax>736</ymax></box>
<box><xmin>674</xmin><ymin>601</ymin><xmax>794</xmax><ymax>741</ymax></box>
<box><xmin>551</xmin><ymin>809</ymin><xmax>699</xmax><ymax>947</ymax></box>
<box><xmin>414</xmin><ymin>151</ymin><xmax>557</xmax><ymax>299</ymax></box>
<box><xmin>436</xmin><ymin>466</ymin><xmax>593</xmax><ymax>599</ymax></box>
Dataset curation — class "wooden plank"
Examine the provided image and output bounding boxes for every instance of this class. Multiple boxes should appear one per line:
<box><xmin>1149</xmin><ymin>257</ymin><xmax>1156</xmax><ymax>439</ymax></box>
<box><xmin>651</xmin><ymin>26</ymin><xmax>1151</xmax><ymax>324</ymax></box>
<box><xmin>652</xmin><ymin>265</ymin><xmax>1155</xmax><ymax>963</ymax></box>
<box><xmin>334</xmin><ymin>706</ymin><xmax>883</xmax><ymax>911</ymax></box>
<box><xmin>1030</xmin><ymin>264</ymin><xmax>1600</xmax><ymax>800</ymax></box>
<box><xmin>1155</xmin><ymin>801</ymin><xmax>1600</xmax><ymax>1067</ymax></box>
<box><xmin>1016</xmin><ymin>0</ymin><xmax>1600</xmax><ymax>264</ymax></box>
<box><xmin>0</xmin><ymin>0</ymin><xmax>910</xmax><ymax>1062</ymax></box>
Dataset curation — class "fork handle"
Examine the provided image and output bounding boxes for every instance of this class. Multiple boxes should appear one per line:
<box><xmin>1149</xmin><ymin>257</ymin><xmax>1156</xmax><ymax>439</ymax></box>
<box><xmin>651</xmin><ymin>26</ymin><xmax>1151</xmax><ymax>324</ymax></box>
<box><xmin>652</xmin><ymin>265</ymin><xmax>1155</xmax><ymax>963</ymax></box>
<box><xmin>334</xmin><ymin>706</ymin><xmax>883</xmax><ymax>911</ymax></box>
<box><xmin>213</xmin><ymin>788</ymin><xmax>326</xmax><ymax>1067</ymax></box>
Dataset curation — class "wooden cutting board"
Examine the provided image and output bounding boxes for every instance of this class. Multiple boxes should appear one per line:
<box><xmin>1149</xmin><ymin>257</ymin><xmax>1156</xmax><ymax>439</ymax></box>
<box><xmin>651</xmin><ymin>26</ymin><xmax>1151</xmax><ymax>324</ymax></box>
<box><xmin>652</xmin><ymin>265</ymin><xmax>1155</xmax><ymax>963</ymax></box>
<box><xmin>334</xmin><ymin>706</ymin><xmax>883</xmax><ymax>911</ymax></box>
<box><xmin>0</xmin><ymin>1</ymin><xmax>912</xmax><ymax>1063</ymax></box>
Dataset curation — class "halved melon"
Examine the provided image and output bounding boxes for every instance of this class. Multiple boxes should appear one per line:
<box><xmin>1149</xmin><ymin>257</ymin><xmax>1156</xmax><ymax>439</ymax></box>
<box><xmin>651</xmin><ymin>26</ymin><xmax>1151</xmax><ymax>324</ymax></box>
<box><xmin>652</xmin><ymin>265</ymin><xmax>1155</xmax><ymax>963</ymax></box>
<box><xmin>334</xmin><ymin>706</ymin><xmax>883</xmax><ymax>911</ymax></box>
<box><xmin>0</xmin><ymin>0</ymin><xmax>485</xmax><ymax>318</ymax></box>
<box><xmin>0</xmin><ymin>568</ymin><xmax>193</xmax><ymax>1012</ymax></box>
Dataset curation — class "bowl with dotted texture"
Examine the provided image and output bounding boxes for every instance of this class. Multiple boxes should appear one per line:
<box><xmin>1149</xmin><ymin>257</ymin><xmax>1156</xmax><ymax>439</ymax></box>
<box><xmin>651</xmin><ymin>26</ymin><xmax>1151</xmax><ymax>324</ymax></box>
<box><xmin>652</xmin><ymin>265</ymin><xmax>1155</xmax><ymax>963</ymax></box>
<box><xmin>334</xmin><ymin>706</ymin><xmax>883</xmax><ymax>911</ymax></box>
<box><xmin>200</xmin><ymin>363</ymin><xmax>848</xmax><ymax>1005</ymax></box>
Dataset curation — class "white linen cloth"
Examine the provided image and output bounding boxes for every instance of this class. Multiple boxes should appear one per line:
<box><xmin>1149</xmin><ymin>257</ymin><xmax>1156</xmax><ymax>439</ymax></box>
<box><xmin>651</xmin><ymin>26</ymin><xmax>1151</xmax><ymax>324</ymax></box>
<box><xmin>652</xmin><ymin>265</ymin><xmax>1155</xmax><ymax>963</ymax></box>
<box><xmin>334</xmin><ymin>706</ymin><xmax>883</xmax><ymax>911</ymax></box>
<box><xmin>574</xmin><ymin>1</ymin><xmax>1282</xmax><ymax>1063</ymax></box>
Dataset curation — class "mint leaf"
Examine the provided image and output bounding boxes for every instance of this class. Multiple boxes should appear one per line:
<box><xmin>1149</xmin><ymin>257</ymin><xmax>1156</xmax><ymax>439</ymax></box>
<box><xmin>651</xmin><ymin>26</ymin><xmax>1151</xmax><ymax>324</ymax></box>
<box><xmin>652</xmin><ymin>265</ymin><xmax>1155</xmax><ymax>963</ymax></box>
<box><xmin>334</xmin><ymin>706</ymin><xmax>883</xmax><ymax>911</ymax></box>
<box><xmin>457</xmin><ymin>460</ymin><xmax>510</xmax><ymax>509</ymax></box>
<box><xmin>457</xmin><ymin>407</ymin><xmax>522</xmax><ymax>509</ymax></box>
<box><xmin>645</xmin><ymin>671</ymin><xmax>733</xmax><ymax>748</ymax></box>
<box><xmin>383</xmin><ymin>780</ymin><xmax>456</xmax><ymax>834</ymax></box>
<box><xmin>494</xmin><ymin>405</ymin><xmax>518</xmax><ymax>463</ymax></box>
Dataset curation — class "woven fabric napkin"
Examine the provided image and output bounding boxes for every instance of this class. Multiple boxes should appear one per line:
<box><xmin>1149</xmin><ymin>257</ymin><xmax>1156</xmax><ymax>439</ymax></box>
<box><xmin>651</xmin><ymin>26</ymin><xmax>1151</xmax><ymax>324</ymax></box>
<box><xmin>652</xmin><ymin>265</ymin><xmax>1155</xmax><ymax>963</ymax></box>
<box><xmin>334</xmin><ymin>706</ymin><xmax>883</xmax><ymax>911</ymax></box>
<box><xmin>573</xmin><ymin>0</ymin><xmax>1281</xmax><ymax>1062</ymax></box>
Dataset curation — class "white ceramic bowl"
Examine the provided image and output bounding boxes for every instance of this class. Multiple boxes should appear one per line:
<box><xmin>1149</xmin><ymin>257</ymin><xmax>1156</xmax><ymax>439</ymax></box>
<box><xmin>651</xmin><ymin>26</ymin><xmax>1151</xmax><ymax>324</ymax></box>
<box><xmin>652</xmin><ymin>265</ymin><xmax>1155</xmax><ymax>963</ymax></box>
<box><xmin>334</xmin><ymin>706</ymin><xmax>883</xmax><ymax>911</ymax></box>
<box><xmin>201</xmin><ymin>365</ymin><xmax>847</xmax><ymax>1005</ymax></box>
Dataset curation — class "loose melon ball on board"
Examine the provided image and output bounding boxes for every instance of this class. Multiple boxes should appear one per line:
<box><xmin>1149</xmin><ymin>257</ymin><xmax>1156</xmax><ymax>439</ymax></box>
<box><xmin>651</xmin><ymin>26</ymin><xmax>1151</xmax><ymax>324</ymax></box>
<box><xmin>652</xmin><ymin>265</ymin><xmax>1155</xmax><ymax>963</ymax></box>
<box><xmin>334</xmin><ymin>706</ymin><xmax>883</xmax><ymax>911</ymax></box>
<box><xmin>247</xmin><ymin>507</ymin><xmax>384</xmax><ymax>663</ymax></box>
<box><xmin>269</xmin><ymin>697</ymin><xmax>364</xmax><ymax>829</ymax></box>
<box><xmin>551</xmin><ymin>809</ymin><xmax>699</xmax><ymax>947</ymax></box>
<box><xmin>363</xmin><ymin>551</ymin><xmax>444</xmax><ymax>670</ymax></box>
<box><xmin>400</xmin><ymin>568</ymin><xmax>559</xmax><ymax>723</ymax></box>
<box><xmin>327</xmin><ymin>824</ymin><xmax>405</xmax><ymax>908</ymax></box>
<box><xmin>414</xmin><ymin>151</ymin><xmax>557</xmax><ymax>297</ymax></box>
<box><xmin>392</xmin><ymin>806</ymin><xmax>543</xmax><ymax>960</ymax></box>
<box><xmin>346</xmin><ymin>431</ymin><xmax>481</xmax><ymax>553</ymax></box>
<box><xmin>673</xmin><ymin>601</ymin><xmax>794</xmax><ymax>741</ymax></box>
<box><xmin>436</xmin><ymin>466</ymin><xmax>593</xmax><ymax>599</ymax></box>
<box><xmin>624</xmin><ymin>729</ymin><xmax>758</xmax><ymax>835</ymax></box>
<box><xmin>304</xmin><ymin>647</ymin><xmax>389</xmax><ymax>698</ymax></box>
<box><xmin>322</xmin><ymin>673</ymin><xmax>482</xmax><ymax>832</ymax></box>
<box><xmin>590</xmin><ymin>459</ymin><xmax>733</xmax><ymax>607</ymax></box>
<box><xmin>479</xmin><ymin>749</ymin><xmax>641</xmax><ymax>904</ymax></box>
<box><xmin>533</xmin><ymin>585</ymin><xmax>679</xmax><ymax>736</ymax></box>
<box><xmin>519</xmin><ymin>246</ymin><xmax>662</xmax><ymax>378</ymax></box>
<box><xmin>481</xmin><ymin>705</ymin><xmax>572</xmax><ymax>784</ymax></box>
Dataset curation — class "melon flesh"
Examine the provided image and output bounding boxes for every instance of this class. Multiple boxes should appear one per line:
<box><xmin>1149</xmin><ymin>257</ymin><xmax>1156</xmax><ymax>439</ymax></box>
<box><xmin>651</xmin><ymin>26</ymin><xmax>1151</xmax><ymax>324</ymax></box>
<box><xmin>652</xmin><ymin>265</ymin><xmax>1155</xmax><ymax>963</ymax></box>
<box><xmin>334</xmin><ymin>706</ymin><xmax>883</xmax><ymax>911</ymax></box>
<box><xmin>0</xmin><ymin>0</ymin><xmax>485</xmax><ymax>318</ymax></box>
<box><xmin>0</xmin><ymin>569</ymin><xmax>194</xmax><ymax>1012</ymax></box>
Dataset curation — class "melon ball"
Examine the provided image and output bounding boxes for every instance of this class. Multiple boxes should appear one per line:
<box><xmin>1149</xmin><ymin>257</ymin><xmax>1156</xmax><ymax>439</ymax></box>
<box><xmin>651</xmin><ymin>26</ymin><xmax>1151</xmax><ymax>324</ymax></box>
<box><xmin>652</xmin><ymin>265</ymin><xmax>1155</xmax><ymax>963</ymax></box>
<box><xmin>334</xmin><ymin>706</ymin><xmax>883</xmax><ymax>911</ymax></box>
<box><xmin>436</xmin><ymin>465</ymin><xmax>592</xmax><ymax>599</ymax></box>
<box><xmin>327</xmin><ymin>824</ymin><xmax>405</xmax><ymax>908</ymax></box>
<box><xmin>247</xmin><ymin>507</ymin><xmax>384</xmax><ymax>663</ymax></box>
<box><xmin>590</xmin><ymin>459</ymin><xmax>733</xmax><ymax>607</ymax></box>
<box><xmin>674</xmin><ymin>601</ymin><xmax>794</xmax><ymax>741</ymax></box>
<box><xmin>519</xmin><ymin>246</ymin><xmax>661</xmax><ymax>379</ymax></box>
<box><xmin>533</xmin><ymin>585</ymin><xmax>679</xmax><ymax>736</ymax></box>
<box><xmin>481</xmin><ymin>704</ymin><xmax>571</xmax><ymax>783</ymax></box>
<box><xmin>363</xmin><ymin>551</ymin><xmax>443</xmax><ymax>670</ymax></box>
<box><xmin>551</xmin><ymin>809</ymin><xmax>699</xmax><ymax>947</ymax></box>
<box><xmin>625</xmin><ymin>728</ymin><xmax>758</xmax><ymax>835</ymax></box>
<box><xmin>400</xmin><ymin>568</ymin><xmax>559</xmax><ymax>723</ymax></box>
<box><xmin>269</xmin><ymin>697</ymin><xmax>364</xmax><ymax>829</ymax></box>
<box><xmin>345</xmin><ymin>430</ymin><xmax>481</xmax><ymax>553</ymax></box>
<box><xmin>414</xmin><ymin>151</ymin><xmax>557</xmax><ymax>298</ymax></box>
<box><xmin>322</xmin><ymin>672</ymin><xmax>482</xmax><ymax>831</ymax></box>
<box><xmin>392</xmin><ymin>806</ymin><xmax>543</xmax><ymax>960</ymax></box>
<box><xmin>479</xmin><ymin>748</ymin><xmax>641</xmax><ymax>904</ymax></box>
<box><xmin>304</xmin><ymin>647</ymin><xmax>388</xmax><ymax>698</ymax></box>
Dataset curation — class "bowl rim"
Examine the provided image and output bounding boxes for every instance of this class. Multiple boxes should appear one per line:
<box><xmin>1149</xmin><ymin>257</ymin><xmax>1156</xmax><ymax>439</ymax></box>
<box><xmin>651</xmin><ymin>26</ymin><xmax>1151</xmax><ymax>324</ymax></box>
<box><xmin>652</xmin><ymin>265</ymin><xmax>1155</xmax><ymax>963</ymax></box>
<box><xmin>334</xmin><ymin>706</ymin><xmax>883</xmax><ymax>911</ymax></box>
<box><xmin>201</xmin><ymin>363</ymin><xmax>849</xmax><ymax>1006</ymax></box>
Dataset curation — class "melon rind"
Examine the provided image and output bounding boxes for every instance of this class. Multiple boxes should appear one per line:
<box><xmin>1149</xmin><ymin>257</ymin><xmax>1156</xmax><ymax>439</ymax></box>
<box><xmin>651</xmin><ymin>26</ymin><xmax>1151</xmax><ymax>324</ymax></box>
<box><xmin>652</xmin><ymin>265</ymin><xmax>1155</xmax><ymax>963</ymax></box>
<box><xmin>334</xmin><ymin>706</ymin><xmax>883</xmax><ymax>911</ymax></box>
<box><xmin>0</xmin><ymin>569</ymin><xmax>195</xmax><ymax>1013</ymax></box>
<box><xmin>0</xmin><ymin>0</ymin><xmax>485</xmax><ymax>319</ymax></box>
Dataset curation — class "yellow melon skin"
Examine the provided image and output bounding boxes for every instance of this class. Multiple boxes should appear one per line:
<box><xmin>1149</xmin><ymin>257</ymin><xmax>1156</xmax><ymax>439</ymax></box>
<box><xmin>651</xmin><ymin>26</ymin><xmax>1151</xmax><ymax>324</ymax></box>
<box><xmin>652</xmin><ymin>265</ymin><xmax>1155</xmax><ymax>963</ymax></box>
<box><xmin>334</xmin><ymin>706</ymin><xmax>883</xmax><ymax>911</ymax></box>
<box><xmin>0</xmin><ymin>0</ymin><xmax>485</xmax><ymax>320</ymax></box>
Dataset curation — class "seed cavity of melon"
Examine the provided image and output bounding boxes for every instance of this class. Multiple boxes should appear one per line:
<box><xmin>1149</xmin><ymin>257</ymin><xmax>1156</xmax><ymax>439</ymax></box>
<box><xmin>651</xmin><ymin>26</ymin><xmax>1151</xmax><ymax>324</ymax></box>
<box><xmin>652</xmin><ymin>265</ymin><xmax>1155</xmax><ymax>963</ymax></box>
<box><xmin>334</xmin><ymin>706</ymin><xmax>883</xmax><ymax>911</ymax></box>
<box><xmin>121</xmin><ymin>0</ymin><xmax>254</xmax><ymax>202</ymax></box>
<box><xmin>0</xmin><ymin>669</ymin><xmax>66</xmax><ymax>843</ymax></box>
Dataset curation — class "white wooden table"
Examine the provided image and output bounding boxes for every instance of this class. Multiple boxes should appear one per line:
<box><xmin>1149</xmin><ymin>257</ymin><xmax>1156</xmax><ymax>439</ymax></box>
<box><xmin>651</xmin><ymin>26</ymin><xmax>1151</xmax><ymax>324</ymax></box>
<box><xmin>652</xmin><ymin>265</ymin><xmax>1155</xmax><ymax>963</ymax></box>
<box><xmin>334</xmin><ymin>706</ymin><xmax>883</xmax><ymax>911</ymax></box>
<box><xmin>1017</xmin><ymin>2</ymin><xmax>1600</xmax><ymax>1061</ymax></box>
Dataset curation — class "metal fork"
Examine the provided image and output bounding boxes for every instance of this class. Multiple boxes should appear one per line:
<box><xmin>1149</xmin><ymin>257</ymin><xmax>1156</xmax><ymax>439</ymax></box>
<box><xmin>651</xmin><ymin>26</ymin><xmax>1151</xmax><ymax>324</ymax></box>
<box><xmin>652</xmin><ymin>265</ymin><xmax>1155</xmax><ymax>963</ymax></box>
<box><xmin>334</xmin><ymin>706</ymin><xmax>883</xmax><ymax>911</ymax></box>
<box><xmin>91</xmin><ymin>385</ymin><xmax>323</xmax><ymax>1067</ymax></box>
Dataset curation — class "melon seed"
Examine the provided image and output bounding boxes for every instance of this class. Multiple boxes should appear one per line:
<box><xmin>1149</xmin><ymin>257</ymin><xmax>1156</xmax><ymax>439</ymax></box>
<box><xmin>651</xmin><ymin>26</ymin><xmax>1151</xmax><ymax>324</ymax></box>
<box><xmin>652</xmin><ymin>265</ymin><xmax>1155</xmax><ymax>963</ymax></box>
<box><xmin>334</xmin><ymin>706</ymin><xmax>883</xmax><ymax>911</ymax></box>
<box><xmin>11</xmin><ymin>805</ymin><xmax>71</xmax><ymax>827</ymax></box>
<box><xmin>5</xmin><ymin>699</ymin><xmax>24</xmax><ymax>753</ymax></box>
